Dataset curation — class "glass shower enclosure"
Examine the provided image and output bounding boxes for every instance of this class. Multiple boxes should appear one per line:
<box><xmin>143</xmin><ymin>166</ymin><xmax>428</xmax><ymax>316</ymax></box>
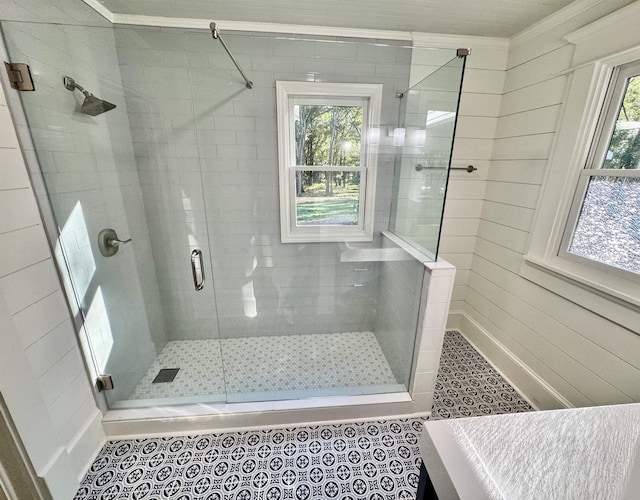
<box><xmin>0</xmin><ymin>18</ymin><xmax>466</xmax><ymax>411</ymax></box>
<box><xmin>390</xmin><ymin>55</ymin><xmax>467</xmax><ymax>259</ymax></box>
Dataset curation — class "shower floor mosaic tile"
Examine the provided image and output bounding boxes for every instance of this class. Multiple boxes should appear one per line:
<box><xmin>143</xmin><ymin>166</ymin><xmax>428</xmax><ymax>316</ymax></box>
<box><xmin>129</xmin><ymin>340</ymin><xmax>226</xmax><ymax>400</ymax></box>
<box><xmin>76</xmin><ymin>331</ymin><xmax>534</xmax><ymax>499</ymax></box>
<box><xmin>129</xmin><ymin>332</ymin><xmax>399</xmax><ymax>401</ymax></box>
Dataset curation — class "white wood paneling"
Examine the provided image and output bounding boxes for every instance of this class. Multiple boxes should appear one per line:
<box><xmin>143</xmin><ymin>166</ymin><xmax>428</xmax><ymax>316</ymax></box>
<box><xmin>492</xmin><ymin>133</ymin><xmax>555</xmax><ymax>160</ymax></box>
<box><xmin>456</xmin><ymin>116</ymin><xmax>498</xmax><ymax>139</ymax></box>
<box><xmin>503</xmin><ymin>45</ymin><xmax>574</xmax><ymax>93</ymax></box>
<box><xmin>458</xmin><ymin>93</ymin><xmax>502</xmax><ymax>117</ymax></box>
<box><xmin>495</xmin><ymin>105</ymin><xmax>561</xmax><ymax>138</ymax></box>
<box><xmin>467</xmin><ymin>270</ymin><xmax>639</xmax><ymax>403</ymax></box>
<box><xmin>458</xmin><ymin>0</ymin><xmax>640</xmax><ymax>411</ymax></box>
<box><xmin>481</xmin><ymin>200</ymin><xmax>535</xmax><ymax>231</ymax></box>
<box><xmin>500</xmin><ymin>77</ymin><xmax>567</xmax><ymax>116</ymax></box>
<box><xmin>487</xmin><ymin>159</ymin><xmax>547</xmax><ymax>185</ymax></box>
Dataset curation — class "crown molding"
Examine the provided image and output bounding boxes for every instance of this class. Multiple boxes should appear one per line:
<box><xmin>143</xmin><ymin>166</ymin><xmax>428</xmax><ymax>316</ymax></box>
<box><xmin>510</xmin><ymin>0</ymin><xmax>606</xmax><ymax>48</ymax></box>
<box><xmin>84</xmin><ymin>2</ymin><xmax>507</xmax><ymax>48</ymax></box>
<box><xmin>411</xmin><ymin>33</ymin><xmax>508</xmax><ymax>50</ymax></box>
<box><xmin>109</xmin><ymin>14</ymin><xmax>414</xmax><ymax>41</ymax></box>
<box><xmin>564</xmin><ymin>0</ymin><xmax>640</xmax><ymax>44</ymax></box>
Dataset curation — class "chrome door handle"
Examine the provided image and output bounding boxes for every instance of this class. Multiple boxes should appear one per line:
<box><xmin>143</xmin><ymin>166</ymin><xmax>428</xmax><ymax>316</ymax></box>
<box><xmin>191</xmin><ymin>249</ymin><xmax>205</xmax><ymax>291</ymax></box>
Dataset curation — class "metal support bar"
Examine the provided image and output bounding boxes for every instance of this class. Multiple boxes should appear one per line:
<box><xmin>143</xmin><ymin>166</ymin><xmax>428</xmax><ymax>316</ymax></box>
<box><xmin>210</xmin><ymin>22</ymin><xmax>254</xmax><ymax>89</ymax></box>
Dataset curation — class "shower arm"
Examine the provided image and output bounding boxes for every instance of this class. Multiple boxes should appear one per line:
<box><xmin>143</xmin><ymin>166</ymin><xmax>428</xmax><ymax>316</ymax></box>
<box><xmin>63</xmin><ymin>76</ymin><xmax>91</xmax><ymax>97</ymax></box>
<box><xmin>210</xmin><ymin>22</ymin><xmax>254</xmax><ymax>89</ymax></box>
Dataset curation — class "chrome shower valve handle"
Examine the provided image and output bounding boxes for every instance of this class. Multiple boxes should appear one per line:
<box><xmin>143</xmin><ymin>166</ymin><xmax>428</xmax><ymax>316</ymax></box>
<box><xmin>98</xmin><ymin>228</ymin><xmax>132</xmax><ymax>257</ymax></box>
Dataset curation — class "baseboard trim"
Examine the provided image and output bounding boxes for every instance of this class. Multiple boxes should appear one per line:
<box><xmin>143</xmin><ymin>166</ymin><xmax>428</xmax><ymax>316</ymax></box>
<box><xmin>67</xmin><ymin>409</ymin><xmax>105</xmax><ymax>483</ymax></box>
<box><xmin>448</xmin><ymin>311</ymin><xmax>572</xmax><ymax>411</ymax></box>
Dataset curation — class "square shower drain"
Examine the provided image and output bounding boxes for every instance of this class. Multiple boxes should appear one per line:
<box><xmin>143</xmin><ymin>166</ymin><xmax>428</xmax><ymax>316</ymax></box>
<box><xmin>152</xmin><ymin>368</ymin><xmax>179</xmax><ymax>383</ymax></box>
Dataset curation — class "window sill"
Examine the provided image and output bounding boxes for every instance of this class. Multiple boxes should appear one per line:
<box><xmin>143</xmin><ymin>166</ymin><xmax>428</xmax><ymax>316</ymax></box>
<box><xmin>520</xmin><ymin>255</ymin><xmax>640</xmax><ymax>332</ymax></box>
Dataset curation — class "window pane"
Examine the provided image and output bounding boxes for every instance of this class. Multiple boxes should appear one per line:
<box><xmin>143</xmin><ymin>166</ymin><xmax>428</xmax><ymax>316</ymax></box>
<box><xmin>603</xmin><ymin>75</ymin><xmax>640</xmax><ymax>169</ymax></box>
<box><xmin>569</xmin><ymin>176</ymin><xmax>640</xmax><ymax>274</ymax></box>
<box><xmin>294</xmin><ymin>105</ymin><xmax>362</xmax><ymax>166</ymax></box>
<box><xmin>295</xmin><ymin>171</ymin><xmax>360</xmax><ymax>226</ymax></box>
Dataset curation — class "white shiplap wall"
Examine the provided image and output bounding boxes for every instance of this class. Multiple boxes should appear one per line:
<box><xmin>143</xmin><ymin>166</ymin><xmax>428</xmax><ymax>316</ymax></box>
<box><xmin>456</xmin><ymin>0</ymin><xmax>640</xmax><ymax>410</ymax></box>
<box><xmin>0</xmin><ymin>54</ymin><xmax>104</xmax><ymax>498</ymax></box>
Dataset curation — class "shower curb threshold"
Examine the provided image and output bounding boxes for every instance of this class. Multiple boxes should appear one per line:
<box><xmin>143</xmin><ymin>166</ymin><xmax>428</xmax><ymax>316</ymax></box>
<box><xmin>102</xmin><ymin>392</ymin><xmax>424</xmax><ymax>439</ymax></box>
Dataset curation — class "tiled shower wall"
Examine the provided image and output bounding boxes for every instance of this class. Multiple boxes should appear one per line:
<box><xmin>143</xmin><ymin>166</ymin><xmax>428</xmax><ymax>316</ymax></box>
<box><xmin>113</xmin><ymin>28</ymin><xmax>413</xmax><ymax>340</ymax></box>
<box><xmin>1</xmin><ymin>22</ymin><xmax>168</xmax><ymax>402</ymax></box>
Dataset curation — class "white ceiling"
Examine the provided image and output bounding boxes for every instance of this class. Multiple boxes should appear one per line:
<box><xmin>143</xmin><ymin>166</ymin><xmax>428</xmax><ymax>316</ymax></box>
<box><xmin>95</xmin><ymin>0</ymin><xmax>577</xmax><ymax>38</ymax></box>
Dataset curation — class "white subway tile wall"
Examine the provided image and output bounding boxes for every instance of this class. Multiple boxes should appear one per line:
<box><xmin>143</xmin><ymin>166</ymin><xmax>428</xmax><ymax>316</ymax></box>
<box><xmin>113</xmin><ymin>28</ymin><xmax>414</xmax><ymax>341</ymax></box>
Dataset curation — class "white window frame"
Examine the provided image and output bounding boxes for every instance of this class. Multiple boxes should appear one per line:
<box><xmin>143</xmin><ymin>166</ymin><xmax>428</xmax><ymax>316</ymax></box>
<box><xmin>276</xmin><ymin>81</ymin><xmax>382</xmax><ymax>243</ymax></box>
<box><xmin>521</xmin><ymin>7</ymin><xmax>640</xmax><ymax>328</ymax></box>
<box><xmin>558</xmin><ymin>61</ymin><xmax>640</xmax><ymax>280</ymax></box>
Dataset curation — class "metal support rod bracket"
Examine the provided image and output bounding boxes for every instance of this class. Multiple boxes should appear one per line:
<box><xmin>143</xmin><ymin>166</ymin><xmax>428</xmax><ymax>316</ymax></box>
<box><xmin>210</xmin><ymin>22</ymin><xmax>254</xmax><ymax>89</ymax></box>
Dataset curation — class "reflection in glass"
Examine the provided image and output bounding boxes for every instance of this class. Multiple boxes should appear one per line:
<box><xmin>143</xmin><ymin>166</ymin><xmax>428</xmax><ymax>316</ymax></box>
<box><xmin>390</xmin><ymin>56</ymin><xmax>466</xmax><ymax>259</ymax></box>
<box><xmin>603</xmin><ymin>75</ymin><xmax>640</xmax><ymax>170</ymax></box>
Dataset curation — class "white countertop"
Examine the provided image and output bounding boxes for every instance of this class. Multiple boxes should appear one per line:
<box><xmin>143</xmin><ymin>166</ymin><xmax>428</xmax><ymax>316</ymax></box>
<box><xmin>421</xmin><ymin>404</ymin><xmax>640</xmax><ymax>500</ymax></box>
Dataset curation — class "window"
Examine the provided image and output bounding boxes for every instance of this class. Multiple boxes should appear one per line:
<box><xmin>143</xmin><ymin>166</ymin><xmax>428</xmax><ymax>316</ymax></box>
<box><xmin>276</xmin><ymin>81</ymin><xmax>382</xmax><ymax>242</ymax></box>
<box><xmin>520</xmin><ymin>7</ymin><xmax>640</xmax><ymax>327</ymax></box>
<box><xmin>561</xmin><ymin>62</ymin><xmax>640</xmax><ymax>278</ymax></box>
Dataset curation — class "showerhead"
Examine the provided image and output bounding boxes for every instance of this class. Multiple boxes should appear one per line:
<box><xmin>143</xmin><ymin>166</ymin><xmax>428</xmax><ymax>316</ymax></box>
<box><xmin>80</xmin><ymin>94</ymin><xmax>117</xmax><ymax>116</ymax></box>
<box><xmin>63</xmin><ymin>76</ymin><xmax>117</xmax><ymax>116</ymax></box>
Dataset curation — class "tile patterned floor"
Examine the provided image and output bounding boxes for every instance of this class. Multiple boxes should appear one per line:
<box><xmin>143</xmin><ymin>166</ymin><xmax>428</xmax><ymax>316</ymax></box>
<box><xmin>431</xmin><ymin>331</ymin><xmax>533</xmax><ymax>420</ymax></box>
<box><xmin>129</xmin><ymin>332</ymin><xmax>399</xmax><ymax>401</ymax></box>
<box><xmin>75</xmin><ymin>331</ymin><xmax>534</xmax><ymax>499</ymax></box>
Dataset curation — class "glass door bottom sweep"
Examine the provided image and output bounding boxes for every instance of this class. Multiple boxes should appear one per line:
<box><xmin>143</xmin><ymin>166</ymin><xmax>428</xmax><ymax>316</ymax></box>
<box><xmin>115</xmin><ymin>331</ymin><xmax>404</xmax><ymax>407</ymax></box>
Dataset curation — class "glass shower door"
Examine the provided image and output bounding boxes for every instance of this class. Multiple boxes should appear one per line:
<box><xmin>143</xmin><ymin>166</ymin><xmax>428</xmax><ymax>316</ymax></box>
<box><xmin>0</xmin><ymin>21</ymin><xmax>226</xmax><ymax>408</ymax></box>
<box><xmin>390</xmin><ymin>55</ymin><xmax>466</xmax><ymax>258</ymax></box>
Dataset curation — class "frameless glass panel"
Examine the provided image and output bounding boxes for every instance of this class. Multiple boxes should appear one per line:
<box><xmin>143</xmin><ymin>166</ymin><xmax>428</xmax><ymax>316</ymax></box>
<box><xmin>602</xmin><ymin>75</ymin><xmax>640</xmax><ymax>170</ymax></box>
<box><xmin>294</xmin><ymin>104</ymin><xmax>363</xmax><ymax>166</ymax></box>
<box><xmin>0</xmin><ymin>21</ymin><xmax>227</xmax><ymax>408</ymax></box>
<box><xmin>390</xmin><ymin>55</ymin><xmax>466</xmax><ymax>259</ymax></box>
<box><xmin>295</xmin><ymin>170</ymin><xmax>361</xmax><ymax>226</ymax></box>
<box><xmin>569</xmin><ymin>175</ymin><xmax>640</xmax><ymax>274</ymax></box>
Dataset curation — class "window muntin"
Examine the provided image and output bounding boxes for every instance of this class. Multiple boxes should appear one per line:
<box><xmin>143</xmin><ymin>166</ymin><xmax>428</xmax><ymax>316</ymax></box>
<box><xmin>561</xmin><ymin>62</ymin><xmax>640</xmax><ymax>278</ymax></box>
<box><xmin>276</xmin><ymin>82</ymin><xmax>382</xmax><ymax>243</ymax></box>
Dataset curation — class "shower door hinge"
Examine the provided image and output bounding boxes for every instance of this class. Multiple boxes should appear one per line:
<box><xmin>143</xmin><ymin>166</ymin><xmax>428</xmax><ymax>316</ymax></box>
<box><xmin>456</xmin><ymin>48</ymin><xmax>471</xmax><ymax>58</ymax></box>
<box><xmin>96</xmin><ymin>374</ymin><xmax>114</xmax><ymax>391</ymax></box>
<box><xmin>4</xmin><ymin>62</ymin><xmax>35</xmax><ymax>91</ymax></box>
